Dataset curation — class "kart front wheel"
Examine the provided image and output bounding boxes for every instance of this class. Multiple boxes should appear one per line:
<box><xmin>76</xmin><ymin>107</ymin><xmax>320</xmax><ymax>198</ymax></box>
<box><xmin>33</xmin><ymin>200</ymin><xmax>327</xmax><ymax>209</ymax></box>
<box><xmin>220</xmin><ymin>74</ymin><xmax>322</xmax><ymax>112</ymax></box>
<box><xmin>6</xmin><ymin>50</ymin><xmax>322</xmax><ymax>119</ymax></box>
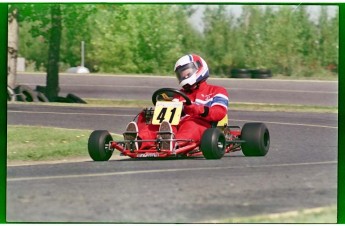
<box><xmin>241</xmin><ymin>123</ymin><xmax>270</xmax><ymax>156</ymax></box>
<box><xmin>88</xmin><ymin>130</ymin><xmax>113</xmax><ymax>161</ymax></box>
<box><xmin>200</xmin><ymin>128</ymin><xmax>226</xmax><ymax>159</ymax></box>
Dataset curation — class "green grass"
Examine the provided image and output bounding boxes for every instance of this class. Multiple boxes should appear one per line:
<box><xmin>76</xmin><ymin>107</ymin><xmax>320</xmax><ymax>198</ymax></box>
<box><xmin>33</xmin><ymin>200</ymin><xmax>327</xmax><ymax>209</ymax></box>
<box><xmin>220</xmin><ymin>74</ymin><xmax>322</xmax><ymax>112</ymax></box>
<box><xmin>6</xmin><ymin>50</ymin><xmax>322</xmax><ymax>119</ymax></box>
<box><xmin>230</xmin><ymin>102</ymin><xmax>338</xmax><ymax>113</ymax></box>
<box><xmin>84</xmin><ymin>98</ymin><xmax>338</xmax><ymax>114</ymax></box>
<box><xmin>85</xmin><ymin>98</ymin><xmax>152</xmax><ymax>108</ymax></box>
<box><xmin>8</xmin><ymin>98</ymin><xmax>338</xmax><ymax>113</ymax></box>
<box><xmin>7</xmin><ymin>125</ymin><xmax>121</xmax><ymax>162</ymax></box>
<box><xmin>272</xmin><ymin>72</ymin><xmax>338</xmax><ymax>81</ymax></box>
<box><xmin>212</xmin><ymin>205</ymin><xmax>337</xmax><ymax>223</ymax></box>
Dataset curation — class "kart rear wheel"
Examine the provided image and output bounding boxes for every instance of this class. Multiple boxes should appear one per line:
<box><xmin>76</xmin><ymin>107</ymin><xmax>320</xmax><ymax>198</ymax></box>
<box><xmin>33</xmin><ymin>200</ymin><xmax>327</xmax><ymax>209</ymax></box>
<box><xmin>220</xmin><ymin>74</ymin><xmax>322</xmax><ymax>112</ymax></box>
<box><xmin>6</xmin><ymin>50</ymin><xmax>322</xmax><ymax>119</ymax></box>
<box><xmin>88</xmin><ymin>130</ymin><xmax>113</xmax><ymax>161</ymax></box>
<box><xmin>241</xmin><ymin>123</ymin><xmax>270</xmax><ymax>156</ymax></box>
<box><xmin>200</xmin><ymin>128</ymin><xmax>226</xmax><ymax>159</ymax></box>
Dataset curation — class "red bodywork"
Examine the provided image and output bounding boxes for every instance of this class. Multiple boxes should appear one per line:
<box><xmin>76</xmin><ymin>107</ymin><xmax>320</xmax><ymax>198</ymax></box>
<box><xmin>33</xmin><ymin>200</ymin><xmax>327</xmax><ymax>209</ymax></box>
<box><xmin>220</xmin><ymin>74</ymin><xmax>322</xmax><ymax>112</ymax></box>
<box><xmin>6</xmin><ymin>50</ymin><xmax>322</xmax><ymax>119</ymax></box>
<box><xmin>109</xmin><ymin>126</ymin><xmax>242</xmax><ymax>158</ymax></box>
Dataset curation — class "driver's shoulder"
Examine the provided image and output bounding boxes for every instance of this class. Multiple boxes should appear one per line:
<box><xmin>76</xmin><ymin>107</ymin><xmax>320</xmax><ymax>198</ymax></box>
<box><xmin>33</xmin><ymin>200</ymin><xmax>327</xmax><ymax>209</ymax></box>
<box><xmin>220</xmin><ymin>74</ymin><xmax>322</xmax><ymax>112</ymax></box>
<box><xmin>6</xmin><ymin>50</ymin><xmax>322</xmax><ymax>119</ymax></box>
<box><xmin>206</xmin><ymin>84</ymin><xmax>228</xmax><ymax>95</ymax></box>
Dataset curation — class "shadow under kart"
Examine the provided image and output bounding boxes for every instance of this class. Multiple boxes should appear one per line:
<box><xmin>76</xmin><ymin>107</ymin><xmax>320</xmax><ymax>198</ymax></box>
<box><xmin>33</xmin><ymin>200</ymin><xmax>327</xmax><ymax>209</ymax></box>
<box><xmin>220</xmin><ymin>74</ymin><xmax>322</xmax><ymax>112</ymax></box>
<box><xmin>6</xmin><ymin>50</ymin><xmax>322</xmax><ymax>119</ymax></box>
<box><xmin>88</xmin><ymin>88</ymin><xmax>270</xmax><ymax>161</ymax></box>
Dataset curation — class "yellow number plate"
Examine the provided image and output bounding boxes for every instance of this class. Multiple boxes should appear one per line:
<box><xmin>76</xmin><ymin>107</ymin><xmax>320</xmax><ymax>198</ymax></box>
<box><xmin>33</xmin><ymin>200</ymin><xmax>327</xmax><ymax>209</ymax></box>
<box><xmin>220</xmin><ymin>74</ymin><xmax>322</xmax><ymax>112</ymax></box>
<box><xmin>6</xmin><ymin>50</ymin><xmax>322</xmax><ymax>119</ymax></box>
<box><xmin>152</xmin><ymin>101</ymin><xmax>183</xmax><ymax>125</ymax></box>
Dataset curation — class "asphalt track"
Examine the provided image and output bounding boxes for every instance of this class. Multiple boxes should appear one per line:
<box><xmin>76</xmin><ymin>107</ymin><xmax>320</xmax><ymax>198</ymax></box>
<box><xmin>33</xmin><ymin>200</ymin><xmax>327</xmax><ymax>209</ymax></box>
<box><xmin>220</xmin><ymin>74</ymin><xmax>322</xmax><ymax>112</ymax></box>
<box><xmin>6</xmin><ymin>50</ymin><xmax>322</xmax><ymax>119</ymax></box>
<box><xmin>15</xmin><ymin>73</ymin><xmax>338</xmax><ymax>106</ymax></box>
<box><xmin>6</xmin><ymin>74</ymin><xmax>338</xmax><ymax>223</ymax></box>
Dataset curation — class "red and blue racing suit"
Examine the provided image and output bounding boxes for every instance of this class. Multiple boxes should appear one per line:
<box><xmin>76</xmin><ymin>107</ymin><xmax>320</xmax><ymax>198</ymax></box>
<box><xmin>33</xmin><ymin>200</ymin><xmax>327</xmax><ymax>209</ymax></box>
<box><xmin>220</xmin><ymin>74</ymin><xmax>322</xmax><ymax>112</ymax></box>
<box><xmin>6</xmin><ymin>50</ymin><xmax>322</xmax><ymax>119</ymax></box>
<box><xmin>137</xmin><ymin>81</ymin><xmax>229</xmax><ymax>149</ymax></box>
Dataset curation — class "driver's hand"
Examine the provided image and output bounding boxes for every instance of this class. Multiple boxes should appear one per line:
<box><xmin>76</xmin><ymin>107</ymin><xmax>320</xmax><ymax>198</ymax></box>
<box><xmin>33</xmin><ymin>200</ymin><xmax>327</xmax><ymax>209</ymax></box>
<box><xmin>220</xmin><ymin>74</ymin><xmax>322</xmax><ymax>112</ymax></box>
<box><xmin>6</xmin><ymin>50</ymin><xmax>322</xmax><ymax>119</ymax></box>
<box><xmin>184</xmin><ymin>104</ymin><xmax>205</xmax><ymax>116</ymax></box>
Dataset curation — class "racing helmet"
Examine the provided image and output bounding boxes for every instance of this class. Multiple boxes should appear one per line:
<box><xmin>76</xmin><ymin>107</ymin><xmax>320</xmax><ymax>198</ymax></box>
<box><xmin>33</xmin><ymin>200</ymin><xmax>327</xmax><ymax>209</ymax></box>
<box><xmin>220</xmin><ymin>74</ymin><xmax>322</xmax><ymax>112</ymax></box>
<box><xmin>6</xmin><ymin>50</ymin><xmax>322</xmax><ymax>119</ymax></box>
<box><xmin>174</xmin><ymin>54</ymin><xmax>209</xmax><ymax>88</ymax></box>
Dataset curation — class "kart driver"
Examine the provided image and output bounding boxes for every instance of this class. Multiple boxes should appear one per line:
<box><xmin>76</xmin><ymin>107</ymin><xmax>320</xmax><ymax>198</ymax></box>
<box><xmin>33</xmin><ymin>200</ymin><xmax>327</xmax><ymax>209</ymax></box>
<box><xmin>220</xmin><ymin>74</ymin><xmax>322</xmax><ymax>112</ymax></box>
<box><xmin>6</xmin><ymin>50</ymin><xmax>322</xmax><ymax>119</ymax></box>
<box><xmin>123</xmin><ymin>54</ymin><xmax>229</xmax><ymax>150</ymax></box>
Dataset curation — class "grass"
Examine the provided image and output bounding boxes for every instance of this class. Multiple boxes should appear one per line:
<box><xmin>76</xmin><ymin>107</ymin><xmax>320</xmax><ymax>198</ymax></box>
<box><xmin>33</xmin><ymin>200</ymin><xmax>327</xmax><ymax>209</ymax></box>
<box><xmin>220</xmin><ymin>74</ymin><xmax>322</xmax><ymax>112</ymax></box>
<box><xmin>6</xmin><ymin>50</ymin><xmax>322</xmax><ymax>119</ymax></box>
<box><xmin>85</xmin><ymin>98</ymin><xmax>152</xmax><ymax>108</ymax></box>
<box><xmin>7</xmin><ymin>125</ymin><xmax>121</xmax><ymax>162</ymax></box>
<box><xmin>8</xmin><ymin>98</ymin><xmax>338</xmax><ymax>113</ymax></box>
<box><xmin>272</xmin><ymin>72</ymin><xmax>338</xmax><ymax>81</ymax></box>
<box><xmin>84</xmin><ymin>98</ymin><xmax>338</xmax><ymax>114</ymax></box>
<box><xmin>229</xmin><ymin>102</ymin><xmax>338</xmax><ymax>113</ymax></box>
<box><xmin>211</xmin><ymin>205</ymin><xmax>337</xmax><ymax>223</ymax></box>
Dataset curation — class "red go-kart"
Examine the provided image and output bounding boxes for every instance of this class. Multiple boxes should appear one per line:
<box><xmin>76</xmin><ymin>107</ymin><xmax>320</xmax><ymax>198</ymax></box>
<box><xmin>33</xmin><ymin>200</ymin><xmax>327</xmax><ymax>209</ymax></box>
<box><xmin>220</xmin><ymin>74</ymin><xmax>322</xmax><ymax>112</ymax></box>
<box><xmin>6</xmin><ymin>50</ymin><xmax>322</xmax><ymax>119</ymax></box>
<box><xmin>88</xmin><ymin>88</ymin><xmax>270</xmax><ymax>160</ymax></box>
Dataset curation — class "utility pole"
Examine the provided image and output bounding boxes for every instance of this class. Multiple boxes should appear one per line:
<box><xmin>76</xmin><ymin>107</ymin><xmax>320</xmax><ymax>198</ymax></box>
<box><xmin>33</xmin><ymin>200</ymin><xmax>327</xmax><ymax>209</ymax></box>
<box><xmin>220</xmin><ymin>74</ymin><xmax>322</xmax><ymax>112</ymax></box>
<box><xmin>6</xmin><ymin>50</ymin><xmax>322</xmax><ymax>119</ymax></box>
<box><xmin>81</xmin><ymin>41</ymin><xmax>85</xmax><ymax>67</ymax></box>
<box><xmin>76</xmin><ymin>40</ymin><xmax>89</xmax><ymax>73</ymax></box>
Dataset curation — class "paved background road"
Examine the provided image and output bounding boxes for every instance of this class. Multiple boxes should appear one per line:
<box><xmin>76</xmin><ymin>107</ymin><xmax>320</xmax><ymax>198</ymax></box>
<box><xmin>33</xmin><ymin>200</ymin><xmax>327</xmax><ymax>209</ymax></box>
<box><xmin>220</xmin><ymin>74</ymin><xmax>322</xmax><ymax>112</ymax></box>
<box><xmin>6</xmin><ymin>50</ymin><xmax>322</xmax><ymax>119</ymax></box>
<box><xmin>16</xmin><ymin>73</ymin><xmax>338</xmax><ymax>106</ymax></box>
<box><xmin>6</xmin><ymin>73</ymin><xmax>338</xmax><ymax>223</ymax></box>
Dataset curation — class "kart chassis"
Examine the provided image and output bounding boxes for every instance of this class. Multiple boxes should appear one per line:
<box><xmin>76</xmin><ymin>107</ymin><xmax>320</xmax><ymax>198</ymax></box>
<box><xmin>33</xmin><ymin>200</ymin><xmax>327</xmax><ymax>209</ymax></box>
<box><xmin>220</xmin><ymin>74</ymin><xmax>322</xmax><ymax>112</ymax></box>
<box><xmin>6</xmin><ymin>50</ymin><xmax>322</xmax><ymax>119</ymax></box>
<box><xmin>107</xmin><ymin>125</ymin><xmax>243</xmax><ymax>158</ymax></box>
<box><xmin>88</xmin><ymin>88</ymin><xmax>270</xmax><ymax>160</ymax></box>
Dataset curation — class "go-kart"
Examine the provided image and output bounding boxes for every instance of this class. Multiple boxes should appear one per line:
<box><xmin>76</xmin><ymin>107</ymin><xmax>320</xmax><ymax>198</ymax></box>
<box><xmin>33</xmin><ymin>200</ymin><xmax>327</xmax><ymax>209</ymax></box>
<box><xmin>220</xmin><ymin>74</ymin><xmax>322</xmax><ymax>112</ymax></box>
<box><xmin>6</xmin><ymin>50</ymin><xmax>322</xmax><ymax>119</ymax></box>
<box><xmin>88</xmin><ymin>88</ymin><xmax>270</xmax><ymax>160</ymax></box>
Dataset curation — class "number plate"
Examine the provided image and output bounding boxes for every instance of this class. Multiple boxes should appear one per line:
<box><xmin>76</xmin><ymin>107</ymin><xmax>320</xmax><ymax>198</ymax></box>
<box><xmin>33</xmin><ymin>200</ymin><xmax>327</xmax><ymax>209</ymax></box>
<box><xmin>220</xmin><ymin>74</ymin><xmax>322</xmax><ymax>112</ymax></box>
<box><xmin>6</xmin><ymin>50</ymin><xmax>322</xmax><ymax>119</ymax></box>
<box><xmin>152</xmin><ymin>101</ymin><xmax>183</xmax><ymax>125</ymax></box>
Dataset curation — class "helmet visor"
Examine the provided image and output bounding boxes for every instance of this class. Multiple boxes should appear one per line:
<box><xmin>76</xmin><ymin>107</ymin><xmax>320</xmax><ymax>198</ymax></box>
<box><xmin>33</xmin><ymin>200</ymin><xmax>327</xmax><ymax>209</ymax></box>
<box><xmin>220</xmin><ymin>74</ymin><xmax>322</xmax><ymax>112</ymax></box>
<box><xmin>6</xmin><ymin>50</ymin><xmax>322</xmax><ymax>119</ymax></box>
<box><xmin>175</xmin><ymin>62</ymin><xmax>197</xmax><ymax>83</ymax></box>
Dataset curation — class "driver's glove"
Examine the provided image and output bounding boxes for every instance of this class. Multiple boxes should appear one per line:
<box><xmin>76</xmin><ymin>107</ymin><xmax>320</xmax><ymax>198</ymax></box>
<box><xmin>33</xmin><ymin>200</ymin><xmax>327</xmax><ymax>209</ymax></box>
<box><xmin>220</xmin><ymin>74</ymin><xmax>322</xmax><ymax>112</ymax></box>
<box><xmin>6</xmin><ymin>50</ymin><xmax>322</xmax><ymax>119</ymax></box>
<box><xmin>184</xmin><ymin>104</ymin><xmax>208</xmax><ymax>117</ymax></box>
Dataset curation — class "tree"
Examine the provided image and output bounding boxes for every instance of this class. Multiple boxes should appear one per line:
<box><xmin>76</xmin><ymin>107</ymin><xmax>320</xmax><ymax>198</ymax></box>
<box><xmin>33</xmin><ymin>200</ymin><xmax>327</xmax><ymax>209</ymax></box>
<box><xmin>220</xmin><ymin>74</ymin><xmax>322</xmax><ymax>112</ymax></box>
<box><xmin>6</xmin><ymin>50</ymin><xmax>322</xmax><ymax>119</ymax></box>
<box><xmin>317</xmin><ymin>7</ymin><xmax>338</xmax><ymax>70</ymax></box>
<box><xmin>46</xmin><ymin>4</ymin><xmax>61</xmax><ymax>101</ymax></box>
<box><xmin>13</xmin><ymin>3</ymin><xmax>96</xmax><ymax>100</ymax></box>
<box><xmin>7</xmin><ymin>6</ymin><xmax>19</xmax><ymax>89</ymax></box>
<box><xmin>88</xmin><ymin>4</ymin><xmax>199</xmax><ymax>75</ymax></box>
<box><xmin>59</xmin><ymin>4</ymin><xmax>96</xmax><ymax>70</ymax></box>
<box><xmin>261</xmin><ymin>6</ymin><xmax>304</xmax><ymax>76</ymax></box>
<box><xmin>16</xmin><ymin>4</ymin><xmax>338</xmax><ymax>78</ymax></box>
<box><xmin>203</xmin><ymin>5</ymin><xmax>236</xmax><ymax>74</ymax></box>
<box><xmin>130</xmin><ymin>4</ymin><xmax>198</xmax><ymax>74</ymax></box>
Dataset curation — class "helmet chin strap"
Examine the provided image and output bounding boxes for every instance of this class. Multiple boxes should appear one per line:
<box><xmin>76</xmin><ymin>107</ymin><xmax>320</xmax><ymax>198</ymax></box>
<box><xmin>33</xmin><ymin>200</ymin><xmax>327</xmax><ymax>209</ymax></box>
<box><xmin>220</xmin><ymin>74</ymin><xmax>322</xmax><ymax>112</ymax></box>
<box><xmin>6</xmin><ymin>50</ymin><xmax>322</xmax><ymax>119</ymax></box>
<box><xmin>182</xmin><ymin>82</ymin><xmax>201</xmax><ymax>93</ymax></box>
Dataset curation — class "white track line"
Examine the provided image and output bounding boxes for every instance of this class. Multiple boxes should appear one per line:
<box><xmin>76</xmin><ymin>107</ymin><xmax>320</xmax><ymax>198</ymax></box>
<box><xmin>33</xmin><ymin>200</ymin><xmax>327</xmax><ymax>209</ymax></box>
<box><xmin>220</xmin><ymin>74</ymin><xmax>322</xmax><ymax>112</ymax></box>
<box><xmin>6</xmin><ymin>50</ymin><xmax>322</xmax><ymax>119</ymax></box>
<box><xmin>7</xmin><ymin>161</ymin><xmax>336</xmax><ymax>182</ymax></box>
<box><xmin>8</xmin><ymin>110</ymin><xmax>337</xmax><ymax>129</ymax></box>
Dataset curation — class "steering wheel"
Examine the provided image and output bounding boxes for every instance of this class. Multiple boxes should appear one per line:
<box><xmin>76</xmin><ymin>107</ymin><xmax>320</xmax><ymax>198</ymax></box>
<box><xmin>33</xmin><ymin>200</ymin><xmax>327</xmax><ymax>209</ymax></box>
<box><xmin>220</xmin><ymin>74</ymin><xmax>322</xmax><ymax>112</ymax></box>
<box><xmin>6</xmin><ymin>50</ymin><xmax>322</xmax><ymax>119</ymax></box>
<box><xmin>152</xmin><ymin>88</ymin><xmax>191</xmax><ymax>106</ymax></box>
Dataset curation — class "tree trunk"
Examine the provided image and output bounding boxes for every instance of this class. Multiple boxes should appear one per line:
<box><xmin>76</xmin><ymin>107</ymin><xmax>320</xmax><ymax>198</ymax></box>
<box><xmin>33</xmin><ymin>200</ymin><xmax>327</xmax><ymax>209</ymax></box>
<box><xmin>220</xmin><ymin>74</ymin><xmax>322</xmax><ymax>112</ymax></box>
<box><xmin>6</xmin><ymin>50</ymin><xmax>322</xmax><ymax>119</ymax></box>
<box><xmin>46</xmin><ymin>4</ymin><xmax>62</xmax><ymax>101</ymax></box>
<box><xmin>7</xmin><ymin>7</ymin><xmax>18</xmax><ymax>89</ymax></box>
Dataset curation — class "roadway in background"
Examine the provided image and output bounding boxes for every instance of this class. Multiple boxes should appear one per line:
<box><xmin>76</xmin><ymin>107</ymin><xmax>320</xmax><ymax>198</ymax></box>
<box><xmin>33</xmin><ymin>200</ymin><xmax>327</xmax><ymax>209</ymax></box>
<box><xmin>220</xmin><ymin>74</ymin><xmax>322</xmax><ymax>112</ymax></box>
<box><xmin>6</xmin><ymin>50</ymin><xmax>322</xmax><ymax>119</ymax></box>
<box><xmin>16</xmin><ymin>73</ymin><xmax>338</xmax><ymax>107</ymax></box>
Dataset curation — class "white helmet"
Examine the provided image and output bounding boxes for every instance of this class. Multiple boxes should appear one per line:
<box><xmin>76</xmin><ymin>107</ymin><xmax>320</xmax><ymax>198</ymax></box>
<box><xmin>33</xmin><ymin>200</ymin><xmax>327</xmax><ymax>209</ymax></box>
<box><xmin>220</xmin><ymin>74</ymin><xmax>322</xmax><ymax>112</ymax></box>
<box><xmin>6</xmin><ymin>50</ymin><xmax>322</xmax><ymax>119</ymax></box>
<box><xmin>174</xmin><ymin>54</ymin><xmax>209</xmax><ymax>88</ymax></box>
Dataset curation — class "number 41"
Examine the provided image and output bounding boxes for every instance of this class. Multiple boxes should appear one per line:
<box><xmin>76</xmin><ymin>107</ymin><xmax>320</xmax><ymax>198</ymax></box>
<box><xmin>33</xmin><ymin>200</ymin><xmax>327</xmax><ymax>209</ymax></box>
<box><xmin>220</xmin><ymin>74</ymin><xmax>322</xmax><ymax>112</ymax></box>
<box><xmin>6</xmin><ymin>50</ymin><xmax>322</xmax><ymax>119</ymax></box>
<box><xmin>156</xmin><ymin>107</ymin><xmax>177</xmax><ymax>123</ymax></box>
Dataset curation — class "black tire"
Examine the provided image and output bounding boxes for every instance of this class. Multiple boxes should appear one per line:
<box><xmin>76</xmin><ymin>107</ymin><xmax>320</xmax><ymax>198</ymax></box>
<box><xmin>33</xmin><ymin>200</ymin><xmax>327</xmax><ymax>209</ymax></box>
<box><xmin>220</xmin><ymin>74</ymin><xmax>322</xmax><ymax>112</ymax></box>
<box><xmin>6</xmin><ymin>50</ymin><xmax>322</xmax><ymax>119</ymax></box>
<box><xmin>251</xmin><ymin>69</ymin><xmax>272</xmax><ymax>79</ymax></box>
<box><xmin>200</xmin><ymin>128</ymin><xmax>226</xmax><ymax>159</ymax></box>
<box><xmin>66</xmin><ymin>93</ymin><xmax>87</xmax><ymax>104</ymax></box>
<box><xmin>88</xmin><ymin>130</ymin><xmax>113</xmax><ymax>161</ymax></box>
<box><xmin>7</xmin><ymin>90</ymin><xmax>11</xmax><ymax>101</ymax></box>
<box><xmin>252</xmin><ymin>73</ymin><xmax>272</xmax><ymax>79</ymax></box>
<box><xmin>241</xmin><ymin>123</ymin><xmax>270</xmax><ymax>156</ymax></box>
<box><xmin>230</xmin><ymin>68</ymin><xmax>252</xmax><ymax>79</ymax></box>
<box><xmin>54</xmin><ymin>96</ymin><xmax>71</xmax><ymax>103</ymax></box>
<box><xmin>14</xmin><ymin>85</ymin><xmax>38</xmax><ymax>102</ymax></box>
<box><xmin>7</xmin><ymin>86</ymin><xmax>15</xmax><ymax>101</ymax></box>
<box><xmin>35</xmin><ymin>85</ymin><xmax>46</xmax><ymax>93</ymax></box>
<box><xmin>36</xmin><ymin>91</ymin><xmax>49</xmax><ymax>102</ymax></box>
